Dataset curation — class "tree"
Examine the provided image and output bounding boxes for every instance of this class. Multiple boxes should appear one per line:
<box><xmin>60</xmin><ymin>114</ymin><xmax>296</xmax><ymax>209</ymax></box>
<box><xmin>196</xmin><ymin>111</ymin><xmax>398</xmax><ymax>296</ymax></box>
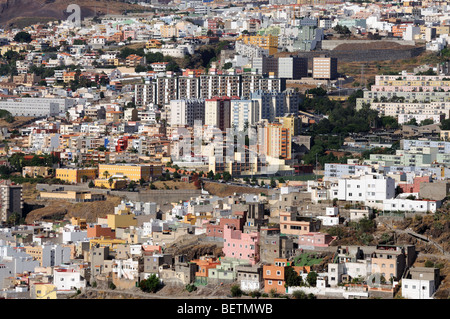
<box><xmin>230</xmin><ymin>285</ymin><xmax>242</xmax><ymax>297</ymax></box>
<box><xmin>292</xmin><ymin>290</ymin><xmax>307</xmax><ymax>299</ymax></box>
<box><xmin>270</xmin><ymin>178</ymin><xmax>276</xmax><ymax>188</ymax></box>
<box><xmin>185</xmin><ymin>284</ymin><xmax>197</xmax><ymax>292</ymax></box>
<box><xmin>440</xmin><ymin>118</ymin><xmax>450</xmax><ymax>130</ymax></box>
<box><xmin>420</xmin><ymin>118</ymin><xmax>434</xmax><ymax>126</ymax></box>
<box><xmin>285</xmin><ymin>267</ymin><xmax>303</xmax><ymax>287</ymax></box>
<box><xmin>108</xmin><ymin>178</ymin><xmax>114</xmax><ymax>188</ymax></box>
<box><xmin>139</xmin><ymin>274</ymin><xmax>161</xmax><ymax>293</ymax></box>
<box><xmin>306</xmin><ymin>271</ymin><xmax>318</xmax><ymax>287</ymax></box>
<box><xmin>223</xmin><ymin>62</ymin><xmax>233</xmax><ymax>70</ymax></box>
<box><xmin>128</xmin><ymin>181</ymin><xmax>137</xmax><ymax>191</ymax></box>
<box><xmin>103</xmin><ymin>171</ymin><xmax>110</xmax><ymax>179</ymax></box>
<box><xmin>14</xmin><ymin>31</ymin><xmax>32</xmax><ymax>43</ymax></box>
<box><xmin>207</xmin><ymin>170</ymin><xmax>214</xmax><ymax>179</ymax></box>
<box><xmin>8</xmin><ymin>212</ymin><xmax>21</xmax><ymax>226</ymax></box>
<box><xmin>222</xmin><ymin>171</ymin><xmax>232</xmax><ymax>182</ymax></box>
<box><xmin>88</xmin><ymin>180</ymin><xmax>95</xmax><ymax>188</ymax></box>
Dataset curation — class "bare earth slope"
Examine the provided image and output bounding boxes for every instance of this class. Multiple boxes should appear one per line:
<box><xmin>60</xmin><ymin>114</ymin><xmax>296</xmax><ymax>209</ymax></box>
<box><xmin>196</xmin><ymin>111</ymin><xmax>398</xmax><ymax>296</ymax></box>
<box><xmin>0</xmin><ymin>0</ymin><xmax>144</xmax><ymax>27</ymax></box>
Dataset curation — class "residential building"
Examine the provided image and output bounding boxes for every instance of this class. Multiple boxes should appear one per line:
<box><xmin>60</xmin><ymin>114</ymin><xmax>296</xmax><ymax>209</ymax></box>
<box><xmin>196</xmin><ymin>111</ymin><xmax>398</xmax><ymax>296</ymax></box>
<box><xmin>205</xmin><ymin>97</ymin><xmax>232</xmax><ymax>131</ymax></box>
<box><xmin>0</xmin><ymin>183</ymin><xmax>23</xmax><ymax>224</ymax></box>
<box><xmin>312</xmin><ymin>56</ymin><xmax>338</xmax><ymax>80</ymax></box>
<box><xmin>222</xmin><ymin>226</ymin><xmax>259</xmax><ymax>265</ymax></box>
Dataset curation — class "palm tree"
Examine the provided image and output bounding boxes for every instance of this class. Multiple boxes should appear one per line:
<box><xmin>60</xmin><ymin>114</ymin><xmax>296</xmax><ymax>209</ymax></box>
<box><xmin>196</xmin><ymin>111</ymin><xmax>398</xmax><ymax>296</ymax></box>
<box><xmin>103</xmin><ymin>171</ymin><xmax>110</xmax><ymax>179</ymax></box>
<box><xmin>108</xmin><ymin>178</ymin><xmax>114</xmax><ymax>189</ymax></box>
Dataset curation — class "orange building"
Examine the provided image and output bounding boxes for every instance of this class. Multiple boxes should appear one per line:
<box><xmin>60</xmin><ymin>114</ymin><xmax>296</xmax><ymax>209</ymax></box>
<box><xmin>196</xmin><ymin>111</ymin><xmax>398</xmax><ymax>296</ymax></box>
<box><xmin>392</xmin><ymin>24</ymin><xmax>408</xmax><ymax>37</ymax></box>
<box><xmin>86</xmin><ymin>224</ymin><xmax>116</xmax><ymax>239</ymax></box>
<box><xmin>191</xmin><ymin>256</ymin><xmax>221</xmax><ymax>285</ymax></box>
<box><xmin>263</xmin><ymin>258</ymin><xmax>310</xmax><ymax>294</ymax></box>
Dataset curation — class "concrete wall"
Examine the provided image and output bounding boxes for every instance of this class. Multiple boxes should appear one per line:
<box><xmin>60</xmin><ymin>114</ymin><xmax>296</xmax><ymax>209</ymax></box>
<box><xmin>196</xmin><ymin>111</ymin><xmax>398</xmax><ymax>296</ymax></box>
<box><xmin>321</xmin><ymin>40</ymin><xmax>416</xmax><ymax>50</ymax></box>
<box><xmin>297</xmin><ymin>44</ymin><xmax>425</xmax><ymax>63</ymax></box>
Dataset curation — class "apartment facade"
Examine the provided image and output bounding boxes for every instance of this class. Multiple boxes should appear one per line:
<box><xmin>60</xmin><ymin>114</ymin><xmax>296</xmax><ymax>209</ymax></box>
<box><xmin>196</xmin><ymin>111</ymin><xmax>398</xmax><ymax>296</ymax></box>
<box><xmin>312</xmin><ymin>56</ymin><xmax>338</xmax><ymax>80</ymax></box>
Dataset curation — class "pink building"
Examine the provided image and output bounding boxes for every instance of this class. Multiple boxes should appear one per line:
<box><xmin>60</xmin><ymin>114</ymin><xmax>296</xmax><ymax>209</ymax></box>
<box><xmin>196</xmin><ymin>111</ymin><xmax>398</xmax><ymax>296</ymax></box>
<box><xmin>398</xmin><ymin>176</ymin><xmax>431</xmax><ymax>194</ymax></box>
<box><xmin>222</xmin><ymin>226</ymin><xmax>259</xmax><ymax>264</ymax></box>
<box><xmin>298</xmin><ymin>232</ymin><xmax>336</xmax><ymax>248</ymax></box>
<box><xmin>123</xmin><ymin>30</ymin><xmax>136</xmax><ymax>40</ymax></box>
<box><xmin>205</xmin><ymin>217</ymin><xmax>244</xmax><ymax>239</ymax></box>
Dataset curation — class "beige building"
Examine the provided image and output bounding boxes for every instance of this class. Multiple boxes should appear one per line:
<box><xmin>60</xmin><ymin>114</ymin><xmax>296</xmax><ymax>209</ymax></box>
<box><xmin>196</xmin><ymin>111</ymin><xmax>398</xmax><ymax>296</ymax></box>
<box><xmin>160</xmin><ymin>25</ymin><xmax>179</xmax><ymax>38</ymax></box>
<box><xmin>312</xmin><ymin>56</ymin><xmax>338</xmax><ymax>80</ymax></box>
<box><xmin>38</xmin><ymin>190</ymin><xmax>105</xmax><ymax>202</ymax></box>
<box><xmin>22</xmin><ymin>166</ymin><xmax>52</xmax><ymax>178</ymax></box>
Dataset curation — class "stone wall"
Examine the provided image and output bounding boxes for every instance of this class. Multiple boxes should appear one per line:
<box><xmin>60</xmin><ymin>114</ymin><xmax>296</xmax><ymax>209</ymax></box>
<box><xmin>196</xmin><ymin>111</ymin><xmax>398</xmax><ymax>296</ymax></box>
<box><xmin>296</xmin><ymin>44</ymin><xmax>426</xmax><ymax>63</ymax></box>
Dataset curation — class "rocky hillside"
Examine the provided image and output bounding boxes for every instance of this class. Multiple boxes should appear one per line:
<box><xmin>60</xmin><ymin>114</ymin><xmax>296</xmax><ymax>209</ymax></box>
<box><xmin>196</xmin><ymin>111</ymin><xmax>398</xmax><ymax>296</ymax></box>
<box><xmin>0</xmin><ymin>0</ymin><xmax>145</xmax><ymax>27</ymax></box>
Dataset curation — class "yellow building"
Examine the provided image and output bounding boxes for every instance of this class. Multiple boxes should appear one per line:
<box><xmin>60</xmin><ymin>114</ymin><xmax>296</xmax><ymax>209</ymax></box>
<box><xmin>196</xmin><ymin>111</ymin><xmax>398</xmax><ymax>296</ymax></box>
<box><xmin>22</xmin><ymin>166</ymin><xmax>52</xmax><ymax>178</ymax></box>
<box><xmin>55</xmin><ymin>167</ymin><xmax>97</xmax><ymax>184</ymax></box>
<box><xmin>160</xmin><ymin>25</ymin><xmax>179</xmax><ymax>38</ymax></box>
<box><xmin>263</xmin><ymin>123</ymin><xmax>291</xmax><ymax>160</ymax></box>
<box><xmin>24</xmin><ymin>246</ymin><xmax>45</xmax><ymax>266</ymax></box>
<box><xmin>105</xmin><ymin>111</ymin><xmax>123</xmax><ymax>123</ymax></box>
<box><xmin>440</xmin><ymin>130</ymin><xmax>450</xmax><ymax>141</ymax></box>
<box><xmin>106</xmin><ymin>208</ymin><xmax>137</xmax><ymax>230</ymax></box>
<box><xmin>436</xmin><ymin>26</ymin><xmax>450</xmax><ymax>36</ymax></box>
<box><xmin>94</xmin><ymin>178</ymin><xmax>128</xmax><ymax>190</ymax></box>
<box><xmin>98</xmin><ymin>164</ymin><xmax>162</xmax><ymax>182</ymax></box>
<box><xmin>276</xmin><ymin>114</ymin><xmax>299</xmax><ymax>137</ymax></box>
<box><xmin>71</xmin><ymin>217</ymin><xmax>87</xmax><ymax>230</ymax></box>
<box><xmin>146</xmin><ymin>39</ymin><xmax>162</xmax><ymax>49</ymax></box>
<box><xmin>239</xmin><ymin>34</ymin><xmax>278</xmax><ymax>55</ymax></box>
<box><xmin>32</xmin><ymin>283</ymin><xmax>57</xmax><ymax>299</ymax></box>
<box><xmin>89</xmin><ymin>237</ymin><xmax>127</xmax><ymax>252</ymax></box>
<box><xmin>183</xmin><ymin>213</ymin><xmax>197</xmax><ymax>225</ymax></box>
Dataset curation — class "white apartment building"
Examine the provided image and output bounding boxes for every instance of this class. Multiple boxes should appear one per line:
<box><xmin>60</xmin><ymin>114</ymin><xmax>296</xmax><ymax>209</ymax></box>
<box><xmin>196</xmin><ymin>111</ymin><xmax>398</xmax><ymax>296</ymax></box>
<box><xmin>0</xmin><ymin>99</ymin><xmax>60</xmax><ymax>117</ymax></box>
<box><xmin>382</xmin><ymin>198</ymin><xmax>438</xmax><ymax>213</ymax></box>
<box><xmin>328</xmin><ymin>259</ymin><xmax>372</xmax><ymax>287</ymax></box>
<box><xmin>370</xmin><ymin>101</ymin><xmax>450</xmax><ymax>120</ymax></box>
<box><xmin>402</xmin><ymin>139</ymin><xmax>450</xmax><ymax>154</ymax></box>
<box><xmin>135</xmin><ymin>83</ymin><xmax>156</xmax><ymax>107</ymax></box>
<box><xmin>230</xmin><ymin>99</ymin><xmax>260</xmax><ymax>131</ymax></box>
<box><xmin>324</xmin><ymin>163</ymin><xmax>373</xmax><ymax>179</ymax></box>
<box><xmin>337</xmin><ymin>174</ymin><xmax>396</xmax><ymax>208</ymax></box>
<box><xmin>53</xmin><ymin>267</ymin><xmax>86</xmax><ymax>292</ymax></box>
<box><xmin>61</xmin><ymin>225</ymin><xmax>88</xmax><ymax>244</ymax></box>
<box><xmin>402</xmin><ymin>278</ymin><xmax>436</xmax><ymax>299</ymax></box>
<box><xmin>169</xmin><ymin>99</ymin><xmax>205</xmax><ymax>126</ymax></box>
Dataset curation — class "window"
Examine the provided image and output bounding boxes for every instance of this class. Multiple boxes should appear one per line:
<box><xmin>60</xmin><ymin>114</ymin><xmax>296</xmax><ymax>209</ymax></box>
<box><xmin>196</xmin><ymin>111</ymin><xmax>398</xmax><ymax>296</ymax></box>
<box><xmin>266</xmin><ymin>270</ymin><xmax>271</xmax><ymax>275</ymax></box>
<box><xmin>276</xmin><ymin>271</ymin><xmax>281</xmax><ymax>276</ymax></box>
<box><xmin>278</xmin><ymin>281</ymin><xmax>283</xmax><ymax>286</ymax></box>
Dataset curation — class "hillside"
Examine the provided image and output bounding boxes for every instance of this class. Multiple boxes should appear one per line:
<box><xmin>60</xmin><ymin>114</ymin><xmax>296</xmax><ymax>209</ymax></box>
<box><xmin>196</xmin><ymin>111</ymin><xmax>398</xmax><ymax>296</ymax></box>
<box><xmin>0</xmin><ymin>0</ymin><xmax>145</xmax><ymax>27</ymax></box>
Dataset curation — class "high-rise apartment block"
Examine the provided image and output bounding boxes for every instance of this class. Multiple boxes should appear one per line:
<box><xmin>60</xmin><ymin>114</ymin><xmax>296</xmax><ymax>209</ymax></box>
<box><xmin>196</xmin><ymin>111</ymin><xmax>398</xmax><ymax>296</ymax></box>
<box><xmin>312</xmin><ymin>56</ymin><xmax>338</xmax><ymax>80</ymax></box>
<box><xmin>0</xmin><ymin>183</ymin><xmax>23</xmax><ymax>224</ymax></box>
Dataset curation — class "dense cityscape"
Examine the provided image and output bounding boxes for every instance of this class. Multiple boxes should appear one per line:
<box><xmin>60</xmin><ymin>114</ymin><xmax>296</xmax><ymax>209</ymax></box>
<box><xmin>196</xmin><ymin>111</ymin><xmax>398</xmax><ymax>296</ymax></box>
<box><xmin>0</xmin><ymin>0</ymin><xmax>449</xmax><ymax>305</ymax></box>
